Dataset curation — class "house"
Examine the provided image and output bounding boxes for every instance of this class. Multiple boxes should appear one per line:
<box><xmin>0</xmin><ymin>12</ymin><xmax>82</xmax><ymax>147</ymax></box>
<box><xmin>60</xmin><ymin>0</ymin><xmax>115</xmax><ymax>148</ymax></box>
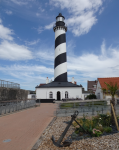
<box><xmin>95</xmin><ymin>77</ymin><xmax>119</xmax><ymax>100</ymax></box>
<box><xmin>27</xmin><ymin>90</ymin><xmax>36</xmax><ymax>99</ymax></box>
<box><xmin>87</xmin><ymin>80</ymin><xmax>97</xmax><ymax>93</ymax></box>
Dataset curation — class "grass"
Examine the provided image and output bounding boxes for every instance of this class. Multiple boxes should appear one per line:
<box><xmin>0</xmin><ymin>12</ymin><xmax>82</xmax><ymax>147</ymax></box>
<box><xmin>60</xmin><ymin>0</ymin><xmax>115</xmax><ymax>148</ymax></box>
<box><xmin>60</xmin><ymin>101</ymin><xmax>107</xmax><ymax>108</ymax></box>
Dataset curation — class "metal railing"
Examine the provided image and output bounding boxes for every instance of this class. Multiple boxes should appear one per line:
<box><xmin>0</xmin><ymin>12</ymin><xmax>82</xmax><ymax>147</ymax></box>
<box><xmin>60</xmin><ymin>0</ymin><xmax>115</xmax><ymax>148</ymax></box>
<box><xmin>55</xmin><ymin>105</ymin><xmax>119</xmax><ymax>117</ymax></box>
<box><xmin>0</xmin><ymin>79</ymin><xmax>20</xmax><ymax>89</ymax></box>
<box><xmin>0</xmin><ymin>100</ymin><xmax>36</xmax><ymax>116</ymax></box>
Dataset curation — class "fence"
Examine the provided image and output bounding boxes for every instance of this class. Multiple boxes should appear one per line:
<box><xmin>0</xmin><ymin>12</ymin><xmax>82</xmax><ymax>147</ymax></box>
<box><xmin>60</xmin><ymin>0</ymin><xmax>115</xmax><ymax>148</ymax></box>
<box><xmin>0</xmin><ymin>79</ymin><xmax>20</xmax><ymax>89</ymax></box>
<box><xmin>0</xmin><ymin>88</ymin><xmax>28</xmax><ymax>101</ymax></box>
<box><xmin>0</xmin><ymin>100</ymin><xmax>36</xmax><ymax>116</ymax></box>
<box><xmin>55</xmin><ymin>104</ymin><xmax>119</xmax><ymax>117</ymax></box>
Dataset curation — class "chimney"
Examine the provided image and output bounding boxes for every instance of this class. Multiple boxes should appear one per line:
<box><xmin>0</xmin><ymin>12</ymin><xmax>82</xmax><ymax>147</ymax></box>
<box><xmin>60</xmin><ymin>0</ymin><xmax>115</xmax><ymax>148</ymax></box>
<box><xmin>46</xmin><ymin>77</ymin><xmax>49</xmax><ymax>84</ymax></box>
<box><xmin>72</xmin><ymin>77</ymin><xmax>74</xmax><ymax>84</ymax></box>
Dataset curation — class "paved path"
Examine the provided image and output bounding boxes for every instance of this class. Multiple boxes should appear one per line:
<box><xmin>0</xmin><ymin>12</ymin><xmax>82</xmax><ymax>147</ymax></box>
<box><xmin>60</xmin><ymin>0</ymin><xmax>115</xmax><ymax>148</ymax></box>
<box><xmin>0</xmin><ymin>103</ymin><xmax>57</xmax><ymax>150</ymax></box>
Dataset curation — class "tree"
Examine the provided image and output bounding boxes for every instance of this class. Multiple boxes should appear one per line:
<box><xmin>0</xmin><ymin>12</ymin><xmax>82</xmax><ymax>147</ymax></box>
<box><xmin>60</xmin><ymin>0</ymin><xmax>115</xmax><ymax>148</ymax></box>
<box><xmin>85</xmin><ymin>94</ymin><xmax>97</xmax><ymax>100</ymax></box>
<box><xmin>103</xmin><ymin>82</ymin><xmax>119</xmax><ymax>125</ymax></box>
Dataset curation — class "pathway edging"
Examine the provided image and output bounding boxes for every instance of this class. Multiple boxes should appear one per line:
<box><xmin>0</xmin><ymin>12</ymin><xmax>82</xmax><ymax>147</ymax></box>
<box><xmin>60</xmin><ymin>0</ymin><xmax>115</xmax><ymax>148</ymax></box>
<box><xmin>31</xmin><ymin>117</ymin><xmax>57</xmax><ymax>150</ymax></box>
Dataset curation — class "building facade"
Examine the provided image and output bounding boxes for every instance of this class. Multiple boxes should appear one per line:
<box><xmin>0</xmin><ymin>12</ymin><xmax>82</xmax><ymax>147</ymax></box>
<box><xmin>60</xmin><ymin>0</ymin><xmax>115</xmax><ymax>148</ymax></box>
<box><xmin>95</xmin><ymin>77</ymin><xmax>119</xmax><ymax>100</ymax></box>
<box><xmin>87</xmin><ymin>80</ymin><xmax>97</xmax><ymax>94</ymax></box>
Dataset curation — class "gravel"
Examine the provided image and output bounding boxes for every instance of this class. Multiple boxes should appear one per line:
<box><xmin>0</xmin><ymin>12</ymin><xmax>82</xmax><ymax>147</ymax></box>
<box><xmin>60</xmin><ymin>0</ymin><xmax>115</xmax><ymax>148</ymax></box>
<box><xmin>37</xmin><ymin>116</ymin><xmax>119</xmax><ymax>150</ymax></box>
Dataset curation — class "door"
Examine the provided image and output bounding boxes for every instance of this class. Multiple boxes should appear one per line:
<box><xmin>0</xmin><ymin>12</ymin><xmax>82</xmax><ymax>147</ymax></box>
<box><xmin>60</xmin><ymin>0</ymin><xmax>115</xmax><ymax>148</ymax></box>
<box><xmin>57</xmin><ymin>91</ymin><xmax>60</xmax><ymax>100</ymax></box>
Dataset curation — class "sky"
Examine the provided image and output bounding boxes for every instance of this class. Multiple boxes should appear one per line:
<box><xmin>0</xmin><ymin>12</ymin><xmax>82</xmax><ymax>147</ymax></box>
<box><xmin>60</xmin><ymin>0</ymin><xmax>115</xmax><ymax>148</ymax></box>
<box><xmin>0</xmin><ymin>0</ymin><xmax>119</xmax><ymax>91</ymax></box>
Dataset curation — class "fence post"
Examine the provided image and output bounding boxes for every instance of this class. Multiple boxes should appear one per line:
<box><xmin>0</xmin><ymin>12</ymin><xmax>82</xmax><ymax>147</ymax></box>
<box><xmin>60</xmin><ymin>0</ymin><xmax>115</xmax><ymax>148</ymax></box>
<box><xmin>0</xmin><ymin>104</ymin><xmax>2</xmax><ymax>115</ymax></box>
<box><xmin>65</xmin><ymin>109</ymin><xmax>67</xmax><ymax>117</ymax></box>
<box><xmin>5</xmin><ymin>104</ymin><xmax>7</xmax><ymax>114</ymax></box>
<box><xmin>92</xmin><ymin>108</ymin><xmax>94</xmax><ymax>115</ymax></box>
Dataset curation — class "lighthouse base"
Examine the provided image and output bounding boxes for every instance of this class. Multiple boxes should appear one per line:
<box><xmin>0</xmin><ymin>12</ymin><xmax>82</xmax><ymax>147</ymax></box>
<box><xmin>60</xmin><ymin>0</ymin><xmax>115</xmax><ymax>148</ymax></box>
<box><xmin>35</xmin><ymin>81</ymin><xmax>88</xmax><ymax>101</ymax></box>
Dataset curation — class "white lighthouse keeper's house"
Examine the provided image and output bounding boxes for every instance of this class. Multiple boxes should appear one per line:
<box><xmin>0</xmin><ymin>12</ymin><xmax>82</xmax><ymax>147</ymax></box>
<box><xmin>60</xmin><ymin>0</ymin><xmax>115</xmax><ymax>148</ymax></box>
<box><xmin>35</xmin><ymin>13</ymin><xmax>84</xmax><ymax>102</ymax></box>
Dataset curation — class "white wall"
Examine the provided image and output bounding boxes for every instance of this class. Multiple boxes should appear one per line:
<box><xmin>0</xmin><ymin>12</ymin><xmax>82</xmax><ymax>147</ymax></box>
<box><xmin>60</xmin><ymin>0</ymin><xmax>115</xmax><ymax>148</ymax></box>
<box><xmin>28</xmin><ymin>94</ymin><xmax>36</xmax><ymax>99</ymax></box>
<box><xmin>95</xmin><ymin>81</ymin><xmax>103</xmax><ymax>99</ymax></box>
<box><xmin>82</xmin><ymin>93</ymin><xmax>91</xmax><ymax>100</ymax></box>
<box><xmin>36</xmin><ymin>87</ymin><xmax>83</xmax><ymax>100</ymax></box>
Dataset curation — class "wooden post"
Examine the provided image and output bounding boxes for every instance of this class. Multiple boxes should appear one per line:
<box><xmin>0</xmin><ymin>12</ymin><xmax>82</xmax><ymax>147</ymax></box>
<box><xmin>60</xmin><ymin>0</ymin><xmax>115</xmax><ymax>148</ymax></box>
<box><xmin>110</xmin><ymin>100</ymin><xmax>119</xmax><ymax>131</ymax></box>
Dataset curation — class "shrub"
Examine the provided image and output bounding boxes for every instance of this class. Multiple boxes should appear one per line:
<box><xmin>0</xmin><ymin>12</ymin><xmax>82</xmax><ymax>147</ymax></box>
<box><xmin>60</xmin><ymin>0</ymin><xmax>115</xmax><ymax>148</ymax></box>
<box><xmin>96</xmin><ymin>126</ymin><xmax>105</xmax><ymax>133</ymax></box>
<box><xmin>92</xmin><ymin>129</ymin><xmax>102</xmax><ymax>137</ymax></box>
<box><xmin>85</xmin><ymin>94</ymin><xmax>97</xmax><ymax>99</ymax></box>
<box><xmin>73</xmin><ymin>114</ymin><xmax>113</xmax><ymax>137</ymax></box>
<box><xmin>98</xmin><ymin>114</ymin><xmax>111</xmax><ymax>126</ymax></box>
<box><xmin>103</xmin><ymin>127</ymin><xmax>112</xmax><ymax>133</ymax></box>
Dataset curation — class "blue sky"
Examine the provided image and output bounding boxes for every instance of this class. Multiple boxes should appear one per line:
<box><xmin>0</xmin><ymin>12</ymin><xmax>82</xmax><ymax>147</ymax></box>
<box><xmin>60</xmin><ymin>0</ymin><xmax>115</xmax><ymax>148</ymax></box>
<box><xmin>0</xmin><ymin>0</ymin><xmax>119</xmax><ymax>91</ymax></box>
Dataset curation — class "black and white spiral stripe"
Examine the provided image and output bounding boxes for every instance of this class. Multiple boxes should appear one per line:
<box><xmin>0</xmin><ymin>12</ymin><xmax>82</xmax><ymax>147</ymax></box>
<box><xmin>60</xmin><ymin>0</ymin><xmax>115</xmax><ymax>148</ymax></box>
<box><xmin>54</xmin><ymin>27</ymin><xmax>67</xmax><ymax>82</ymax></box>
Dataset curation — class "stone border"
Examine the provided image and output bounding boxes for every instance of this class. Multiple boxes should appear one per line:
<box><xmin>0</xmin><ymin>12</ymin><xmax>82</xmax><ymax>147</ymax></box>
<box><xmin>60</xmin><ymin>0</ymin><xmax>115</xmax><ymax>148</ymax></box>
<box><xmin>31</xmin><ymin>117</ymin><xmax>57</xmax><ymax>150</ymax></box>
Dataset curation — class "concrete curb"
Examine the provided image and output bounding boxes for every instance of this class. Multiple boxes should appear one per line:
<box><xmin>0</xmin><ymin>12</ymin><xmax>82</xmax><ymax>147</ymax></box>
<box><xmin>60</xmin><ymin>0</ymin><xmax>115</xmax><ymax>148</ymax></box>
<box><xmin>31</xmin><ymin>117</ymin><xmax>57</xmax><ymax>150</ymax></box>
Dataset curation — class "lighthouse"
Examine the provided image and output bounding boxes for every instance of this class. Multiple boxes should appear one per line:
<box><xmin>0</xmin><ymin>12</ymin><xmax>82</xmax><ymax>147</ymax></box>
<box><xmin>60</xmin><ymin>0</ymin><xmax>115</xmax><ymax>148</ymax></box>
<box><xmin>35</xmin><ymin>13</ymin><xmax>86</xmax><ymax>102</ymax></box>
<box><xmin>53</xmin><ymin>13</ymin><xmax>67</xmax><ymax>82</ymax></box>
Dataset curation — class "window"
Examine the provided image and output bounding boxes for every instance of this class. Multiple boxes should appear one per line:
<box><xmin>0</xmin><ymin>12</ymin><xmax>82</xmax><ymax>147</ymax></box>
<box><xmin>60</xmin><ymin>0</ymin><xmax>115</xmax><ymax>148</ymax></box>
<box><xmin>56</xmin><ymin>17</ymin><xmax>64</xmax><ymax>22</ymax></box>
<box><xmin>49</xmin><ymin>92</ymin><xmax>53</xmax><ymax>98</ymax></box>
<box><xmin>65</xmin><ymin>91</ymin><xmax>68</xmax><ymax>98</ymax></box>
<box><xmin>97</xmin><ymin>93</ymin><xmax>100</xmax><ymax>99</ymax></box>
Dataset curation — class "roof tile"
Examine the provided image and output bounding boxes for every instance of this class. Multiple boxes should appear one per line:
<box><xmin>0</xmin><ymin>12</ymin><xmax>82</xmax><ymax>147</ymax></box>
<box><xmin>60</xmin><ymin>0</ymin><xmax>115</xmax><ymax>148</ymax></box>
<box><xmin>98</xmin><ymin>77</ymin><xmax>119</xmax><ymax>89</ymax></box>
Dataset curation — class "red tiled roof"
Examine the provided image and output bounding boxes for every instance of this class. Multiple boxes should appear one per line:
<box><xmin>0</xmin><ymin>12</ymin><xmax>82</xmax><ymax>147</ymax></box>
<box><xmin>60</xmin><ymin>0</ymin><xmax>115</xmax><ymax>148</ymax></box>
<box><xmin>98</xmin><ymin>77</ymin><xmax>119</xmax><ymax>89</ymax></box>
<box><xmin>39</xmin><ymin>84</ymin><xmax>46</xmax><ymax>86</ymax></box>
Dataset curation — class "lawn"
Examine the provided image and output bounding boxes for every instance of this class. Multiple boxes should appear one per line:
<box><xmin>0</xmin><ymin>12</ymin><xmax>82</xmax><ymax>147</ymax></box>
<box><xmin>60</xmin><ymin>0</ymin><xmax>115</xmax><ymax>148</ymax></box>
<box><xmin>60</xmin><ymin>101</ymin><xmax>107</xmax><ymax>108</ymax></box>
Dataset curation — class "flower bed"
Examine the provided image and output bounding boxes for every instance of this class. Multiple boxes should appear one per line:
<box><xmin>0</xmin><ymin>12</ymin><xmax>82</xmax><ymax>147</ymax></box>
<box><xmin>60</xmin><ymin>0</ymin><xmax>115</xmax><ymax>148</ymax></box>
<box><xmin>37</xmin><ymin>116</ymin><xmax>119</xmax><ymax>150</ymax></box>
<box><xmin>72</xmin><ymin>113</ymin><xmax>119</xmax><ymax>140</ymax></box>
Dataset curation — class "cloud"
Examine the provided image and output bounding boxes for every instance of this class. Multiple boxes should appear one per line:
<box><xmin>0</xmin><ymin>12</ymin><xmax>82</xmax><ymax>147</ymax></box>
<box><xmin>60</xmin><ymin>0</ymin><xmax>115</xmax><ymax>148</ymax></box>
<box><xmin>101</xmin><ymin>40</ymin><xmax>106</xmax><ymax>56</ymax></box>
<box><xmin>37</xmin><ymin>26</ymin><xmax>44</xmax><ymax>34</ymax></box>
<box><xmin>25</xmin><ymin>39</ymin><xmax>40</xmax><ymax>45</ymax></box>
<box><xmin>0</xmin><ymin>64</ymin><xmax>54</xmax><ymax>90</ymax></box>
<box><xmin>10</xmin><ymin>0</ymin><xmax>27</xmax><ymax>5</ymax></box>
<box><xmin>38</xmin><ymin>6</ymin><xmax>45</xmax><ymax>12</ymax></box>
<box><xmin>0</xmin><ymin>40</ymin><xmax>33</xmax><ymax>61</ymax></box>
<box><xmin>35</xmin><ymin>45</ymin><xmax>54</xmax><ymax>65</ymax></box>
<box><xmin>0</xmin><ymin>19</ymin><xmax>2</xmax><ymax>24</ymax></box>
<box><xmin>99</xmin><ymin>7</ymin><xmax>104</xmax><ymax>15</ymax></box>
<box><xmin>0</xmin><ymin>40</ymin><xmax>119</xmax><ymax>90</ymax></box>
<box><xmin>66</xmin><ymin>11</ymin><xmax>97</xmax><ymax>36</ymax></box>
<box><xmin>36</xmin><ymin>13</ymin><xmax>40</xmax><ymax>17</ymax></box>
<box><xmin>50</xmin><ymin>0</ymin><xmax>103</xmax><ymax>15</ymax></box>
<box><xmin>47</xmin><ymin>0</ymin><xmax>104</xmax><ymax>36</ymax></box>
<box><xmin>67</xmin><ymin>40</ymin><xmax>119</xmax><ymax>79</ymax></box>
<box><xmin>0</xmin><ymin>20</ymin><xmax>14</xmax><ymax>41</ymax></box>
<box><xmin>5</xmin><ymin>10</ymin><xmax>13</xmax><ymax>15</ymax></box>
<box><xmin>14</xmin><ymin>64</ymin><xmax>53</xmax><ymax>74</ymax></box>
<box><xmin>0</xmin><ymin>64</ymin><xmax>54</xmax><ymax>80</ymax></box>
<box><xmin>36</xmin><ymin>50</ymin><xmax>54</xmax><ymax>62</ymax></box>
<box><xmin>45</xmin><ymin>22</ymin><xmax>54</xmax><ymax>29</ymax></box>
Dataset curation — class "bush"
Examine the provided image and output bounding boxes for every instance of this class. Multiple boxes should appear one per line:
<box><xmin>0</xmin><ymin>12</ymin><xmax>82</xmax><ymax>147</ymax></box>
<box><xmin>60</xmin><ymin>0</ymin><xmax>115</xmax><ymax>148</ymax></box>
<box><xmin>73</xmin><ymin>114</ymin><xmax>113</xmax><ymax>137</ymax></box>
<box><xmin>103</xmin><ymin>127</ymin><xmax>112</xmax><ymax>133</ymax></box>
<box><xmin>92</xmin><ymin>129</ymin><xmax>102</xmax><ymax>137</ymax></box>
<box><xmin>85</xmin><ymin>94</ymin><xmax>97</xmax><ymax>99</ymax></box>
<box><xmin>98</xmin><ymin>114</ymin><xmax>112</xmax><ymax>126</ymax></box>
